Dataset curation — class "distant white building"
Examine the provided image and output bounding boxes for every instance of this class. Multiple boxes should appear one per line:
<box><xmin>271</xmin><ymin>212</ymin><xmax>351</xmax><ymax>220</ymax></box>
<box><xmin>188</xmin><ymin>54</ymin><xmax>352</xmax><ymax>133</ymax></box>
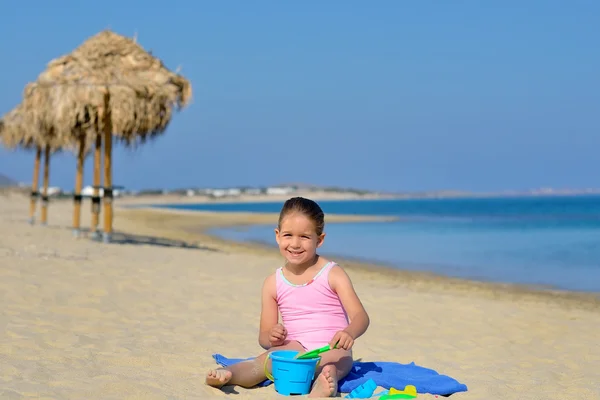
<box><xmin>226</xmin><ymin>188</ymin><xmax>241</xmax><ymax>196</ymax></box>
<box><xmin>266</xmin><ymin>186</ymin><xmax>295</xmax><ymax>195</ymax></box>
<box><xmin>244</xmin><ymin>188</ymin><xmax>262</xmax><ymax>196</ymax></box>
<box><xmin>208</xmin><ymin>189</ymin><xmax>227</xmax><ymax>198</ymax></box>
<box><xmin>81</xmin><ymin>185</ymin><xmax>122</xmax><ymax>197</ymax></box>
<box><xmin>204</xmin><ymin>188</ymin><xmax>243</xmax><ymax>198</ymax></box>
<box><xmin>47</xmin><ymin>187</ymin><xmax>62</xmax><ymax>196</ymax></box>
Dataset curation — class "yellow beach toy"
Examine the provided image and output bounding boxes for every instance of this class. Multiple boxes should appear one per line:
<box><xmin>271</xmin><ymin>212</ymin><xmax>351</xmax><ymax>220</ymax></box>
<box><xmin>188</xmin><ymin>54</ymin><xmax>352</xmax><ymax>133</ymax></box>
<box><xmin>380</xmin><ymin>384</ymin><xmax>417</xmax><ymax>399</ymax></box>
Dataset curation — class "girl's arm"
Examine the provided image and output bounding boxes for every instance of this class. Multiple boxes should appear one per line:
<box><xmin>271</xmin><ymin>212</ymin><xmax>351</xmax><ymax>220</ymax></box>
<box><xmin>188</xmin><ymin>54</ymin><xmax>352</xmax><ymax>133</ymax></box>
<box><xmin>258</xmin><ymin>273</ymin><xmax>279</xmax><ymax>349</ymax></box>
<box><xmin>329</xmin><ymin>265</ymin><xmax>370</xmax><ymax>340</ymax></box>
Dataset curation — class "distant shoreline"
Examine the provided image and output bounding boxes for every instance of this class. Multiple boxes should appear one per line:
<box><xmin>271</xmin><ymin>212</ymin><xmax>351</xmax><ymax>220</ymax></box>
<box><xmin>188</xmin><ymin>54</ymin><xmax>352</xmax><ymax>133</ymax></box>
<box><xmin>115</xmin><ymin>190</ymin><xmax>600</xmax><ymax>210</ymax></box>
<box><xmin>117</xmin><ymin>201</ymin><xmax>600</xmax><ymax>311</ymax></box>
<box><xmin>137</xmin><ymin>194</ymin><xmax>600</xmax><ymax>298</ymax></box>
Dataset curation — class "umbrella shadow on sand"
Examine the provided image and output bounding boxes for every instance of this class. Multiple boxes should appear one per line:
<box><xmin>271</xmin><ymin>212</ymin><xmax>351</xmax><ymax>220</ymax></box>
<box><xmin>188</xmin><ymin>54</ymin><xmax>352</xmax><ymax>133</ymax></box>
<box><xmin>78</xmin><ymin>228</ymin><xmax>221</xmax><ymax>252</ymax></box>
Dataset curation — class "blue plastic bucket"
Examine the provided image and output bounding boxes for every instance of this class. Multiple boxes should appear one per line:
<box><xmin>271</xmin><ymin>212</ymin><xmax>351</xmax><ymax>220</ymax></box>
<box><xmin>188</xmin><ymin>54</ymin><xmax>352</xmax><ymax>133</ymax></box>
<box><xmin>264</xmin><ymin>350</ymin><xmax>320</xmax><ymax>396</ymax></box>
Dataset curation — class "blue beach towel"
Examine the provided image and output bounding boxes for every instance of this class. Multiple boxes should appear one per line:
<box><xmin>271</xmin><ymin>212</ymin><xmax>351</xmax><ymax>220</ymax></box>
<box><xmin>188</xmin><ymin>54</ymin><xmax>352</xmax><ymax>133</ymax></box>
<box><xmin>212</xmin><ymin>354</ymin><xmax>468</xmax><ymax>396</ymax></box>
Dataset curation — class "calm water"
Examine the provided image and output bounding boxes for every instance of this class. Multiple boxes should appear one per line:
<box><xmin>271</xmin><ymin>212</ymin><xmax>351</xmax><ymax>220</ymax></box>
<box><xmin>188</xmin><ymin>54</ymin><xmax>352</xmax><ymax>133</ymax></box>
<box><xmin>156</xmin><ymin>196</ymin><xmax>600</xmax><ymax>292</ymax></box>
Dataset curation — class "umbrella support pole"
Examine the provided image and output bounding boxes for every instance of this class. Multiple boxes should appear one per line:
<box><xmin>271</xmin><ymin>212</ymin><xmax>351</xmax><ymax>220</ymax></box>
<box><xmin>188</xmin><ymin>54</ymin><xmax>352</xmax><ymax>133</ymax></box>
<box><xmin>72</xmin><ymin>136</ymin><xmax>85</xmax><ymax>237</ymax></box>
<box><xmin>102</xmin><ymin>92</ymin><xmax>113</xmax><ymax>244</ymax></box>
<box><xmin>40</xmin><ymin>146</ymin><xmax>50</xmax><ymax>226</ymax></box>
<box><xmin>90</xmin><ymin>133</ymin><xmax>103</xmax><ymax>240</ymax></box>
<box><xmin>28</xmin><ymin>146</ymin><xmax>42</xmax><ymax>225</ymax></box>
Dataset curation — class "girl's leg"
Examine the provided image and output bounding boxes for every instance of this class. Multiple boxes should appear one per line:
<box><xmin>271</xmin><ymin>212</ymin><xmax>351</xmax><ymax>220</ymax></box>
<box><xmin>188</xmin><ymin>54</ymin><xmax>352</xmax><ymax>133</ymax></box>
<box><xmin>206</xmin><ymin>341</ymin><xmax>305</xmax><ymax>389</ymax></box>
<box><xmin>308</xmin><ymin>349</ymin><xmax>353</xmax><ymax>398</ymax></box>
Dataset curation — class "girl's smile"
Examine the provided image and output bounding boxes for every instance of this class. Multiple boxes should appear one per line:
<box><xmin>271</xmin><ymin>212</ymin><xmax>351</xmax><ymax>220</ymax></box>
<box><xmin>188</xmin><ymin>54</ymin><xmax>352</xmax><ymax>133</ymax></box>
<box><xmin>287</xmin><ymin>248</ymin><xmax>305</xmax><ymax>257</ymax></box>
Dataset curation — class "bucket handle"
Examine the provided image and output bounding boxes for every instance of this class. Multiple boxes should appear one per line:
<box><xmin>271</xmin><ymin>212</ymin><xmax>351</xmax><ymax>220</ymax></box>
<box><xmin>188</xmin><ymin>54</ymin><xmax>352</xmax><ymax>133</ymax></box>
<box><xmin>263</xmin><ymin>353</ymin><xmax>321</xmax><ymax>382</ymax></box>
<box><xmin>264</xmin><ymin>353</ymin><xmax>275</xmax><ymax>382</ymax></box>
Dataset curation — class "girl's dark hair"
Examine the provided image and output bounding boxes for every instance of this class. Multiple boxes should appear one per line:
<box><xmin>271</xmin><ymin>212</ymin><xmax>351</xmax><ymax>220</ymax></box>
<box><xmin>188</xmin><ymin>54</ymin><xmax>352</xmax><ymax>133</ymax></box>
<box><xmin>278</xmin><ymin>197</ymin><xmax>325</xmax><ymax>235</ymax></box>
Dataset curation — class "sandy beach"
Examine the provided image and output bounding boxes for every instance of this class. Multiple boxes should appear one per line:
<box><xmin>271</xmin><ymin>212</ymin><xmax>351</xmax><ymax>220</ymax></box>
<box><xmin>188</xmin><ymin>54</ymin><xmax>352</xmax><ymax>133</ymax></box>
<box><xmin>1</xmin><ymin>192</ymin><xmax>599</xmax><ymax>400</ymax></box>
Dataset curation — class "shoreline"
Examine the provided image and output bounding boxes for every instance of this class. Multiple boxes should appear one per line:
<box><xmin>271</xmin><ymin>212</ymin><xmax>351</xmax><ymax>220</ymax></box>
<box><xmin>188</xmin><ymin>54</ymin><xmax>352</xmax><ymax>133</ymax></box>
<box><xmin>121</xmin><ymin>191</ymin><xmax>600</xmax><ymax>207</ymax></box>
<box><xmin>204</xmin><ymin>231</ymin><xmax>600</xmax><ymax>310</ymax></box>
<box><xmin>118</xmin><ymin>204</ymin><xmax>600</xmax><ymax>311</ymax></box>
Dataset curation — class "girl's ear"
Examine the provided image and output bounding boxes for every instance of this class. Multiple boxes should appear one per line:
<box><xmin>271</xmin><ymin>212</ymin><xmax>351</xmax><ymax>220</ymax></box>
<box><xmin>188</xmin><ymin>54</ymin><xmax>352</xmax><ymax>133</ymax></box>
<box><xmin>316</xmin><ymin>232</ymin><xmax>326</xmax><ymax>248</ymax></box>
<box><xmin>274</xmin><ymin>228</ymin><xmax>281</xmax><ymax>245</ymax></box>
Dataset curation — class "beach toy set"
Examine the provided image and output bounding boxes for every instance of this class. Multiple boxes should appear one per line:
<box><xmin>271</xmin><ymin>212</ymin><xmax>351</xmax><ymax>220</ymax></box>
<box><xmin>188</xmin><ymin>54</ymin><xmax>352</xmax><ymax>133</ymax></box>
<box><xmin>215</xmin><ymin>352</ymin><xmax>467</xmax><ymax>397</ymax></box>
<box><xmin>263</xmin><ymin>344</ymin><xmax>420</xmax><ymax>398</ymax></box>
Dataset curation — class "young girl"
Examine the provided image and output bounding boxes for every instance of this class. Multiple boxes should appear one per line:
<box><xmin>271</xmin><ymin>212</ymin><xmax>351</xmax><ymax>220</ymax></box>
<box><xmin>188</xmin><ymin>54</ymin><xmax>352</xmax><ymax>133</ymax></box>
<box><xmin>206</xmin><ymin>197</ymin><xmax>370</xmax><ymax>398</ymax></box>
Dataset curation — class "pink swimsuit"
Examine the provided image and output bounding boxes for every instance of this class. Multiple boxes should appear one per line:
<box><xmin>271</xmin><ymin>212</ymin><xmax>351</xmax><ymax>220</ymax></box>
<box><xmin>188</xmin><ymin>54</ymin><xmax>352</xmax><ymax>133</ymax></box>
<box><xmin>275</xmin><ymin>261</ymin><xmax>349</xmax><ymax>350</ymax></box>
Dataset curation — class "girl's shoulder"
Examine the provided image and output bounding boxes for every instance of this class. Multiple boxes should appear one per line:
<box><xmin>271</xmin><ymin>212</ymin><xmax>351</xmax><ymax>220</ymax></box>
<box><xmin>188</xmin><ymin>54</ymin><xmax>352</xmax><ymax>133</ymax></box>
<box><xmin>262</xmin><ymin>271</ymin><xmax>278</xmax><ymax>297</ymax></box>
<box><xmin>264</xmin><ymin>270</ymin><xmax>277</xmax><ymax>282</ymax></box>
<box><xmin>326</xmin><ymin>261</ymin><xmax>353</xmax><ymax>291</ymax></box>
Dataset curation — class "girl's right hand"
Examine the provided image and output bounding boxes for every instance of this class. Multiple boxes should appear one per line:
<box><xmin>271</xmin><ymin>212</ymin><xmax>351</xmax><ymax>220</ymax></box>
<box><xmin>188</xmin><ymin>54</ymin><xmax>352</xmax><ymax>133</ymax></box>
<box><xmin>269</xmin><ymin>323</ymin><xmax>287</xmax><ymax>346</ymax></box>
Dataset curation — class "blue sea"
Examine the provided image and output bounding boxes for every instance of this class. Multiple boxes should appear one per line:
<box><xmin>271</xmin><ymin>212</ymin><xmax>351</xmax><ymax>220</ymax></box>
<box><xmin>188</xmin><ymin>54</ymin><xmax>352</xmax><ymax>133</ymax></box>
<box><xmin>156</xmin><ymin>196</ymin><xmax>600</xmax><ymax>293</ymax></box>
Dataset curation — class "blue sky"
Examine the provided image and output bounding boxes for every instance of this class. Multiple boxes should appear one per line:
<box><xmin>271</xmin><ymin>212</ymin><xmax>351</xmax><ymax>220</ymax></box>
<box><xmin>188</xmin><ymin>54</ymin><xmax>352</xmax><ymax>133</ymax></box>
<box><xmin>0</xmin><ymin>1</ymin><xmax>598</xmax><ymax>193</ymax></box>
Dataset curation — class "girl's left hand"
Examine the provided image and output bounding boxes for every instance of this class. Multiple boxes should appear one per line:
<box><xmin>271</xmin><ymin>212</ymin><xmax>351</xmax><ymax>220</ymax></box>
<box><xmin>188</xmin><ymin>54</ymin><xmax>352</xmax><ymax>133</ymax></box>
<box><xmin>330</xmin><ymin>330</ymin><xmax>354</xmax><ymax>350</ymax></box>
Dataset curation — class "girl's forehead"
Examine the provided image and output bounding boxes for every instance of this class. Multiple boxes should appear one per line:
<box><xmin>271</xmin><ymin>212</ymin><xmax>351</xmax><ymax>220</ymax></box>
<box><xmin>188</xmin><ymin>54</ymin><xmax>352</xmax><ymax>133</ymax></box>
<box><xmin>280</xmin><ymin>213</ymin><xmax>316</xmax><ymax>230</ymax></box>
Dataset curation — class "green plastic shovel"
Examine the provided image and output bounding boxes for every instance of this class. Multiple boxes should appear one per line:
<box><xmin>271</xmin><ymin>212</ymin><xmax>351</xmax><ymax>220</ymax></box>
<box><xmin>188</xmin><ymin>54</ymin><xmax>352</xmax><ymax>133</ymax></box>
<box><xmin>295</xmin><ymin>343</ymin><xmax>336</xmax><ymax>360</ymax></box>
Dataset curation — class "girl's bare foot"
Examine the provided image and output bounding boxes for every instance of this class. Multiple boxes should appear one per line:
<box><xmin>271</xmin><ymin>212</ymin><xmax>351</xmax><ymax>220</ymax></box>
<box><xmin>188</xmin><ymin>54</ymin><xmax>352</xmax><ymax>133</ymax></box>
<box><xmin>205</xmin><ymin>368</ymin><xmax>233</xmax><ymax>388</ymax></box>
<box><xmin>308</xmin><ymin>365</ymin><xmax>338</xmax><ymax>398</ymax></box>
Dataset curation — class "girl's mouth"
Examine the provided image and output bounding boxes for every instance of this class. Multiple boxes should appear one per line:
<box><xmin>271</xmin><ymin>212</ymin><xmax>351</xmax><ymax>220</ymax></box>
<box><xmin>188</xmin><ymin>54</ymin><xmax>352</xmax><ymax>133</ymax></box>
<box><xmin>288</xmin><ymin>249</ymin><xmax>304</xmax><ymax>256</ymax></box>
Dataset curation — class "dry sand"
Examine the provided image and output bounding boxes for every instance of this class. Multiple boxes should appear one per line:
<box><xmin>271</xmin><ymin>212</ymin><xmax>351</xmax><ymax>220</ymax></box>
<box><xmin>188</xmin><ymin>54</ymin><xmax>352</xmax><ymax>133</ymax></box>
<box><xmin>1</xmin><ymin>192</ymin><xmax>599</xmax><ymax>400</ymax></box>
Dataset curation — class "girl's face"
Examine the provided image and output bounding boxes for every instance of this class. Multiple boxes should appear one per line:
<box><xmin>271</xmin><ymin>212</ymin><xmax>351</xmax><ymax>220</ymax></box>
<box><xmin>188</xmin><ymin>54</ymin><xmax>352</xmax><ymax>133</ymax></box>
<box><xmin>275</xmin><ymin>212</ymin><xmax>325</xmax><ymax>267</ymax></box>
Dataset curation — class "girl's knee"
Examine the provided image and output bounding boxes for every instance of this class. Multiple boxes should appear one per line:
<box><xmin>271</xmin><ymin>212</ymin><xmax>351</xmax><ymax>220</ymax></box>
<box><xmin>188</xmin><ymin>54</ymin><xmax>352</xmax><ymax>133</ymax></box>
<box><xmin>320</xmin><ymin>349</ymin><xmax>353</xmax><ymax>364</ymax></box>
<box><xmin>317</xmin><ymin>349</ymin><xmax>353</xmax><ymax>377</ymax></box>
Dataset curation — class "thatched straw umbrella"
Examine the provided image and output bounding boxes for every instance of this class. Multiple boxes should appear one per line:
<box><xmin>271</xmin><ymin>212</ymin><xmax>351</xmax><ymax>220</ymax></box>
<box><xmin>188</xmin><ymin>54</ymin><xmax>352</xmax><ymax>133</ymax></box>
<box><xmin>0</xmin><ymin>103</ymin><xmax>65</xmax><ymax>225</ymax></box>
<box><xmin>22</xmin><ymin>30</ymin><xmax>192</xmax><ymax>242</ymax></box>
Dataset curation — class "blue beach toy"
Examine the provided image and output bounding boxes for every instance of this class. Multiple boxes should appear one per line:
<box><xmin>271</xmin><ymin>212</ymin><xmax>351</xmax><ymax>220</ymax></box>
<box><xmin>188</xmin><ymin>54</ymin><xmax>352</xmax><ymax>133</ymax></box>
<box><xmin>264</xmin><ymin>350</ymin><xmax>320</xmax><ymax>396</ymax></box>
<box><xmin>345</xmin><ymin>378</ymin><xmax>377</xmax><ymax>398</ymax></box>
